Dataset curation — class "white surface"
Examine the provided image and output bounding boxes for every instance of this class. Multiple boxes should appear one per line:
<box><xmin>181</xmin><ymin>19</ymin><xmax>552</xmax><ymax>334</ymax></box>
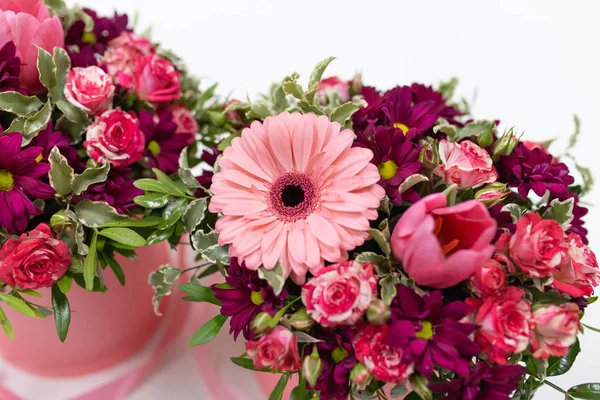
<box><xmin>62</xmin><ymin>1</ymin><xmax>600</xmax><ymax>398</ymax></box>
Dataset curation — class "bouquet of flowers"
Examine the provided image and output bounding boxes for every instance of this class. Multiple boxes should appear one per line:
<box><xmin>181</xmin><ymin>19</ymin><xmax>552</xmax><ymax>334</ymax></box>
<box><xmin>158</xmin><ymin>58</ymin><xmax>600</xmax><ymax>399</ymax></box>
<box><xmin>0</xmin><ymin>0</ymin><xmax>228</xmax><ymax>342</ymax></box>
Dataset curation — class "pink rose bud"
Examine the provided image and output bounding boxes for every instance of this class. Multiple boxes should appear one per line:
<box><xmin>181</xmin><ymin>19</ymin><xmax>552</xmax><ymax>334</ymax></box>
<box><xmin>302</xmin><ymin>346</ymin><xmax>322</xmax><ymax>389</ymax></box>
<box><xmin>350</xmin><ymin>73</ymin><xmax>363</xmax><ymax>96</ymax></box>
<box><xmin>170</xmin><ymin>105</ymin><xmax>198</xmax><ymax>144</ymax></box>
<box><xmin>49</xmin><ymin>210</ymin><xmax>69</xmax><ymax>230</ymax></box>
<box><xmin>316</xmin><ymin>76</ymin><xmax>351</xmax><ymax>104</ymax></box>
<box><xmin>366</xmin><ymin>299</ymin><xmax>391</xmax><ymax>325</ymax></box>
<box><xmin>470</xmin><ymin>259</ymin><xmax>507</xmax><ymax>297</ymax></box>
<box><xmin>251</xmin><ymin>312</ymin><xmax>273</xmax><ymax>335</ymax></box>
<box><xmin>419</xmin><ymin>141</ymin><xmax>439</xmax><ymax>166</ymax></box>
<box><xmin>289</xmin><ymin>308</ymin><xmax>314</xmax><ymax>331</ymax></box>
<box><xmin>0</xmin><ymin>223</ymin><xmax>71</xmax><ymax>289</ymax></box>
<box><xmin>101</xmin><ymin>31</ymin><xmax>154</xmax><ymax>78</ymax></box>
<box><xmin>531</xmin><ymin>303</ymin><xmax>580</xmax><ymax>359</ymax></box>
<box><xmin>551</xmin><ymin>233</ymin><xmax>600</xmax><ymax>298</ymax></box>
<box><xmin>350</xmin><ymin>363</ymin><xmax>372</xmax><ymax>389</ymax></box>
<box><xmin>509</xmin><ymin>213</ymin><xmax>564</xmax><ymax>278</ymax></box>
<box><xmin>434</xmin><ymin>139</ymin><xmax>498</xmax><ymax>189</ymax></box>
<box><xmin>246</xmin><ymin>326</ymin><xmax>301</xmax><ymax>372</ymax></box>
<box><xmin>301</xmin><ymin>261</ymin><xmax>378</xmax><ymax>328</ymax></box>
<box><xmin>475</xmin><ymin>183</ymin><xmax>508</xmax><ymax>207</ymax></box>
<box><xmin>84</xmin><ymin>108</ymin><xmax>146</xmax><ymax>167</ymax></box>
<box><xmin>64</xmin><ymin>66</ymin><xmax>115</xmax><ymax>115</ymax></box>
<box><xmin>127</xmin><ymin>53</ymin><xmax>181</xmax><ymax>103</ymax></box>
<box><xmin>224</xmin><ymin>99</ymin><xmax>243</xmax><ymax>124</ymax></box>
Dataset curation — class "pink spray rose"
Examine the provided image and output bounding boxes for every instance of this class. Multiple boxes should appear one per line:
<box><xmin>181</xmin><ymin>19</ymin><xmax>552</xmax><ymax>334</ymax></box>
<box><xmin>120</xmin><ymin>53</ymin><xmax>181</xmax><ymax>103</ymax></box>
<box><xmin>0</xmin><ymin>223</ymin><xmax>71</xmax><ymax>289</ymax></box>
<box><xmin>468</xmin><ymin>287</ymin><xmax>532</xmax><ymax>364</ymax></box>
<box><xmin>246</xmin><ymin>326</ymin><xmax>301</xmax><ymax>372</ymax></box>
<box><xmin>509</xmin><ymin>213</ymin><xmax>564</xmax><ymax>278</ymax></box>
<box><xmin>551</xmin><ymin>233</ymin><xmax>600</xmax><ymax>298</ymax></box>
<box><xmin>316</xmin><ymin>76</ymin><xmax>351</xmax><ymax>103</ymax></box>
<box><xmin>101</xmin><ymin>31</ymin><xmax>154</xmax><ymax>78</ymax></box>
<box><xmin>391</xmin><ymin>193</ymin><xmax>497</xmax><ymax>288</ymax></box>
<box><xmin>470</xmin><ymin>259</ymin><xmax>507</xmax><ymax>297</ymax></box>
<box><xmin>84</xmin><ymin>108</ymin><xmax>145</xmax><ymax>167</ymax></box>
<box><xmin>170</xmin><ymin>104</ymin><xmax>198</xmax><ymax>144</ymax></box>
<box><xmin>0</xmin><ymin>0</ymin><xmax>64</xmax><ymax>92</ymax></box>
<box><xmin>434</xmin><ymin>139</ymin><xmax>498</xmax><ymax>189</ymax></box>
<box><xmin>301</xmin><ymin>261</ymin><xmax>377</xmax><ymax>328</ymax></box>
<box><xmin>353</xmin><ymin>324</ymin><xmax>414</xmax><ymax>384</ymax></box>
<box><xmin>64</xmin><ymin>66</ymin><xmax>115</xmax><ymax>115</ymax></box>
<box><xmin>531</xmin><ymin>303</ymin><xmax>580</xmax><ymax>359</ymax></box>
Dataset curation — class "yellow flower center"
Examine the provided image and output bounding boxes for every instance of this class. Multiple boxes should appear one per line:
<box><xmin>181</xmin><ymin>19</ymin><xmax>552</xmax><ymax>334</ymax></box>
<box><xmin>148</xmin><ymin>140</ymin><xmax>161</xmax><ymax>156</ymax></box>
<box><xmin>82</xmin><ymin>32</ymin><xmax>97</xmax><ymax>45</ymax></box>
<box><xmin>377</xmin><ymin>160</ymin><xmax>399</xmax><ymax>180</ymax></box>
<box><xmin>393</xmin><ymin>122</ymin><xmax>410</xmax><ymax>135</ymax></box>
<box><xmin>35</xmin><ymin>153</ymin><xmax>43</xmax><ymax>163</ymax></box>
<box><xmin>250</xmin><ymin>291</ymin><xmax>264</xmax><ymax>306</ymax></box>
<box><xmin>0</xmin><ymin>170</ymin><xmax>14</xmax><ymax>192</ymax></box>
<box><xmin>416</xmin><ymin>320</ymin><xmax>434</xmax><ymax>340</ymax></box>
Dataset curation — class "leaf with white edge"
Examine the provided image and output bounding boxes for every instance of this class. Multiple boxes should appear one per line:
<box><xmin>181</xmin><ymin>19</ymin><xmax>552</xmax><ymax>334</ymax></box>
<box><xmin>293</xmin><ymin>332</ymin><xmax>323</xmax><ymax>343</ymax></box>
<box><xmin>158</xmin><ymin>198</ymin><xmax>188</xmax><ymax>230</ymax></box>
<box><xmin>399</xmin><ymin>174</ymin><xmax>429</xmax><ymax>195</ymax></box>
<box><xmin>282</xmin><ymin>80</ymin><xmax>304</xmax><ymax>100</ymax></box>
<box><xmin>134</xmin><ymin>193</ymin><xmax>171</xmax><ymax>209</ymax></box>
<box><xmin>36</xmin><ymin>46</ymin><xmax>57</xmax><ymax>90</ymax></box>
<box><xmin>23</xmin><ymin>100</ymin><xmax>52</xmax><ymax>140</ymax></box>
<box><xmin>189</xmin><ymin>314</ymin><xmax>227</xmax><ymax>346</ymax></box>
<box><xmin>438</xmin><ymin>77</ymin><xmax>459</xmax><ymax>101</ymax></box>
<box><xmin>183</xmin><ymin>198</ymin><xmax>207</xmax><ymax>233</ymax></box>
<box><xmin>152</xmin><ymin>168</ymin><xmax>185</xmax><ymax>196</ymax></box>
<box><xmin>179</xmin><ymin>283</ymin><xmax>221</xmax><ymax>305</ymax></box>
<box><xmin>52</xmin><ymin>47</ymin><xmax>71</xmax><ymax>98</ymax></box>
<box><xmin>74</xmin><ymin>200</ymin><xmax>126</xmax><ymax>227</ymax></box>
<box><xmin>247</xmin><ymin>101</ymin><xmax>272</xmax><ymax>120</ymax></box>
<box><xmin>329</xmin><ymin>102</ymin><xmax>362</xmax><ymax>125</ymax></box>
<box><xmin>146</xmin><ymin>224</ymin><xmax>175</xmax><ymax>246</ymax></box>
<box><xmin>83</xmin><ymin>232</ymin><xmax>98</xmax><ymax>291</ymax></box>
<box><xmin>133</xmin><ymin>178</ymin><xmax>170</xmax><ymax>193</ymax></box>
<box><xmin>149</xmin><ymin>264</ymin><xmax>182</xmax><ymax>316</ymax></box>
<box><xmin>380</xmin><ymin>275</ymin><xmax>401</xmax><ymax>305</ymax></box>
<box><xmin>56</xmin><ymin>98</ymin><xmax>89</xmax><ymax>125</ymax></box>
<box><xmin>0</xmin><ymin>91</ymin><xmax>43</xmax><ymax>116</ymax></box>
<box><xmin>575</xmin><ymin>162</ymin><xmax>594</xmax><ymax>196</ymax></box>
<box><xmin>355</xmin><ymin>252</ymin><xmax>390</xmax><ymax>274</ymax></box>
<box><xmin>390</xmin><ymin>385</ymin><xmax>408</xmax><ymax>398</ymax></box>
<box><xmin>567</xmin><ymin>114</ymin><xmax>581</xmax><ymax>151</ymax></box>
<box><xmin>5</xmin><ymin>116</ymin><xmax>25</xmax><ymax>133</ymax></box>
<box><xmin>191</xmin><ymin>229</ymin><xmax>219</xmax><ymax>251</ymax></box>
<box><xmin>0</xmin><ymin>306</ymin><xmax>13</xmax><ymax>340</ymax></box>
<box><xmin>217</xmin><ymin>132</ymin><xmax>241</xmax><ymax>151</ymax></box>
<box><xmin>0</xmin><ymin>293</ymin><xmax>36</xmax><ymax>317</ymax></box>
<box><xmin>433</xmin><ymin>123</ymin><xmax>457</xmax><ymax>138</ymax></box>
<box><xmin>98</xmin><ymin>228</ymin><xmax>146</xmax><ymax>247</ymax></box>
<box><xmin>268</xmin><ymin>373</ymin><xmax>290</xmax><ymax>400</ymax></box>
<box><xmin>48</xmin><ymin>146</ymin><xmax>74</xmax><ymax>196</ymax></box>
<box><xmin>201</xmin><ymin>244</ymin><xmax>230</xmax><ymax>265</ymax></box>
<box><xmin>567</xmin><ymin>383</ymin><xmax>600</xmax><ymax>399</ymax></box>
<box><xmin>258</xmin><ymin>263</ymin><xmax>286</xmax><ymax>296</ymax></box>
<box><xmin>179</xmin><ymin>148</ymin><xmax>202</xmax><ymax>190</ymax></box>
<box><xmin>297</xmin><ymin>100</ymin><xmax>325</xmax><ymax>116</ymax></box>
<box><xmin>72</xmin><ymin>163</ymin><xmax>110</xmax><ymax>195</ymax></box>
<box><xmin>455</xmin><ymin>120</ymin><xmax>495</xmax><ymax>141</ymax></box>
<box><xmin>502</xmin><ymin>203</ymin><xmax>523</xmax><ymax>224</ymax></box>
<box><xmin>51</xmin><ymin>283</ymin><xmax>70</xmax><ymax>342</ymax></box>
<box><xmin>367</xmin><ymin>229</ymin><xmax>391</xmax><ymax>257</ymax></box>
<box><xmin>542</xmin><ymin>197</ymin><xmax>575</xmax><ymax>229</ymax></box>
<box><xmin>308</xmin><ymin>56</ymin><xmax>335</xmax><ymax>92</ymax></box>
<box><xmin>98</xmin><ymin>216</ymin><xmax>162</xmax><ymax>228</ymax></box>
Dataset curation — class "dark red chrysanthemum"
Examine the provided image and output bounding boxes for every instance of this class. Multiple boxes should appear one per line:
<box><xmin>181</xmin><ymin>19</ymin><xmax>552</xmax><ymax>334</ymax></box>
<box><xmin>0</xmin><ymin>42</ymin><xmax>21</xmax><ymax>93</ymax></box>
<box><xmin>30</xmin><ymin>124</ymin><xmax>86</xmax><ymax>172</ymax></box>
<box><xmin>139</xmin><ymin>110</ymin><xmax>190</xmax><ymax>175</ymax></box>
<box><xmin>211</xmin><ymin>258</ymin><xmax>287</xmax><ymax>340</ymax></box>
<box><xmin>410</xmin><ymin>83</ymin><xmax>462</xmax><ymax>124</ymax></box>
<box><xmin>381</xmin><ymin>86</ymin><xmax>439</xmax><ymax>136</ymax></box>
<box><xmin>74</xmin><ymin>168</ymin><xmax>142</xmax><ymax>215</ymax></box>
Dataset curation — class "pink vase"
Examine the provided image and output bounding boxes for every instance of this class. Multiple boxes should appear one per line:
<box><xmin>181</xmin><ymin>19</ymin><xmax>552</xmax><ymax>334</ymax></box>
<box><xmin>0</xmin><ymin>243</ymin><xmax>180</xmax><ymax>377</ymax></box>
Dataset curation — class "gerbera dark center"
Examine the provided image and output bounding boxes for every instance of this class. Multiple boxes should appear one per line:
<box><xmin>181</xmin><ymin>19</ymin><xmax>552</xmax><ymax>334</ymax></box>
<box><xmin>281</xmin><ymin>185</ymin><xmax>304</xmax><ymax>207</ymax></box>
<box><xmin>268</xmin><ymin>172</ymin><xmax>319</xmax><ymax>222</ymax></box>
<box><xmin>0</xmin><ymin>169</ymin><xmax>14</xmax><ymax>192</ymax></box>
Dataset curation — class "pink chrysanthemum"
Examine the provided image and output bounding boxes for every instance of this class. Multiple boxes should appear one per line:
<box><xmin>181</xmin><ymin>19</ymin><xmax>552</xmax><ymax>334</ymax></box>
<box><xmin>209</xmin><ymin>112</ymin><xmax>385</xmax><ymax>283</ymax></box>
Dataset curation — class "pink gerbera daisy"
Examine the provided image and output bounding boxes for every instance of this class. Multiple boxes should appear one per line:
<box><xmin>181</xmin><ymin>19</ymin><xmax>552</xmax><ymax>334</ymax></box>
<box><xmin>209</xmin><ymin>112</ymin><xmax>385</xmax><ymax>283</ymax></box>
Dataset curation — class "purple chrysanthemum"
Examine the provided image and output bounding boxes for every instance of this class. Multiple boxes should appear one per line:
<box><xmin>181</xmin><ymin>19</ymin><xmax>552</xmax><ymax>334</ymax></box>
<box><xmin>429</xmin><ymin>362</ymin><xmax>526</xmax><ymax>400</ymax></box>
<box><xmin>352</xmin><ymin>86</ymin><xmax>386</xmax><ymax>132</ymax></box>
<box><xmin>0</xmin><ymin>42</ymin><xmax>21</xmax><ymax>93</ymax></box>
<box><xmin>354</xmin><ymin>124</ymin><xmax>424</xmax><ymax>204</ymax></box>
<box><xmin>568</xmin><ymin>195</ymin><xmax>589</xmax><ymax>244</ymax></box>
<box><xmin>65</xmin><ymin>8</ymin><xmax>129</xmax><ymax>68</ymax></box>
<box><xmin>488</xmin><ymin>203</ymin><xmax>516</xmax><ymax>241</ymax></box>
<box><xmin>389</xmin><ymin>285</ymin><xmax>480</xmax><ymax>378</ymax></box>
<box><xmin>30</xmin><ymin>124</ymin><xmax>86</xmax><ymax>172</ymax></box>
<box><xmin>74</xmin><ymin>168</ymin><xmax>142</xmax><ymax>215</ymax></box>
<box><xmin>410</xmin><ymin>83</ymin><xmax>462</xmax><ymax>124</ymax></box>
<box><xmin>381</xmin><ymin>86</ymin><xmax>439</xmax><ymax>136</ymax></box>
<box><xmin>498</xmin><ymin>143</ymin><xmax>574</xmax><ymax>200</ymax></box>
<box><xmin>139</xmin><ymin>110</ymin><xmax>190</xmax><ymax>175</ymax></box>
<box><xmin>0</xmin><ymin>134</ymin><xmax>54</xmax><ymax>233</ymax></box>
<box><xmin>211</xmin><ymin>258</ymin><xmax>287</xmax><ymax>340</ymax></box>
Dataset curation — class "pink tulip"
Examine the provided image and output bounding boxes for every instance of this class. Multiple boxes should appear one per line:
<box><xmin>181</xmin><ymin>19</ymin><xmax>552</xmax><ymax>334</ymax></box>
<box><xmin>391</xmin><ymin>193</ymin><xmax>497</xmax><ymax>288</ymax></box>
<box><xmin>0</xmin><ymin>0</ymin><xmax>64</xmax><ymax>92</ymax></box>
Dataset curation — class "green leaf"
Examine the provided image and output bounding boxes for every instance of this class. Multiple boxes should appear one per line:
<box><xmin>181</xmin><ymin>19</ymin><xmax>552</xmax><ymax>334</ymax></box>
<box><xmin>268</xmin><ymin>373</ymin><xmax>290</xmax><ymax>400</ymax></box>
<box><xmin>74</xmin><ymin>200</ymin><xmax>126</xmax><ymax>227</ymax></box>
<box><xmin>525</xmin><ymin>356</ymin><xmax>548</xmax><ymax>380</ymax></box>
<box><xmin>282</xmin><ymin>80</ymin><xmax>305</xmax><ymax>100</ymax></box>
<box><xmin>51</xmin><ymin>47</ymin><xmax>71</xmax><ymax>99</ymax></box>
<box><xmin>23</xmin><ymin>100</ymin><xmax>52</xmax><ymax>140</ymax></box>
<box><xmin>153</xmin><ymin>168</ymin><xmax>185</xmax><ymax>196</ymax></box>
<box><xmin>182</xmin><ymin>198</ymin><xmax>207</xmax><ymax>233</ymax></box>
<box><xmin>19</xmin><ymin>289</ymin><xmax>42</xmax><ymax>298</ymax></box>
<box><xmin>547</xmin><ymin>338</ymin><xmax>580</xmax><ymax>376</ymax></box>
<box><xmin>575</xmin><ymin>162</ymin><xmax>594</xmax><ymax>197</ymax></box>
<box><xmin>582</xmin><ymin>323</ymin><xmax>600</xmax><ymax>333</ymax></box>
<box><xmin>567</xmin><ymin>114</ymin><xmax>581</xmax><ymax>151</ymax></box>
<box><xmin>51</xmin><ymin>283</ymin><xmax>70</xmax><ymax>342</ymax></box>
<box><xmin>230</xmin><ymin>356</ymin><xmax>269</xmax><ymax>372</ymax></box>
<box><xmin>149</xmin><ymin>264</ymin><xmax>182</xmax><ymax>316</ymax></box>
<box><xmin>159</xmin><ymin>198</ymin><xmax>188</xmax><ymax>230</ymax></box>
<box><xmin>390</xmin><ymin>385</ymin><xmax>408</xmax><ymax>398</ymax></box>
<box><xmin>355</xmin><ymin>252</ymin><xmax>390</xmax><ymax>274</ymax></box>
<box><xmin>179</xmin><ymin>148</ymin><xmax>202</xmax><ymax>190</ymax></box>
<box><xmin>99</xmin><ymin>227</ymin><xmax>146</xmax><ymax>247</ymax></box>
<box><xmin>72</xmin><ymin>163</ymin><xmax>110</xmax><ymax>195</ymax></box>
<box><xmin>146</xmin><ymin>224</ymin><xmax>176</xmax><ymax>246</ymax></box>
<box><xmin>134</xmin><ymin>178</ymin><xmax>170</xmax><ymax>194</ymax></box>
<box><xmin>218</xmin><ymin>132</ymin><xmax>241</xmax><ymax>151</ymax></box>
<box><xmin>399</xmin><ymin>174</ymin><xmax>429</xmax><ymax>195</ymax></box>
<box><xmin>134</xmin><ymin>193</ymin><xmax>171</xmax><ymax>209</ymax></box>
<box><xmin>189</xmin><ymin>314</ymin><xmax>227</xmax><ymax>346</ymax></box>
<box><xmin>0</xmin><ymin>293</ymin><xmax>36</xmax><ymax>317</ymax></box>
<box><xmin>329</xmin><ymin>102</ymin><xmax>361</xmax><ymax>125</ymax></box>
<box><xmin>290</xmin><ymin>383</ymin><xmax>313</xmax><ymax>400</ymax></box>
<box><xmin>57</xmin><ymin>275</ymin><xmax>73</xmax><ymax>294</ymax></box>
<box><xmin>55</xmin><ymin>98</ymin><xmax>90</xmax><ymax>125</ymax></box>
<box><xmin>201</xmin><ymin>244</ymin><xmax>230</xmax><ymax>265</ymax></box>
<box><xmin>0</xmin><ymin>306</ymin><xmax>14</xmax><ymax>340</ymax></box>
<box><xmin>48</xmin><ymin>146</ymin><xmax>75</xmax><ymax>196</ymax></box>
<box><xmin>367</xmin><ymin>229</ymin><xmax>391</xmax><ymax>257</ymax></box>
<box><xmin>0</xmin><ymin>91</ymin><xmax>43</xmax><ymax>116</ymax></box>
<box><xmin>567</xmin><ymin>383</ymin><xmax>600</xmax><ymax>399</ymax></box>
<box><xmin>105</xmin><ymin>253</ymin><xmax>125</xmax><ymax>286</ymax></box>
<box><xmin>4</xmin><ymin>116</ymin><xmax>26</xmax><ymax>133</ymax></box>
<box><xmin>438</xmin><ymin>77</ymin><xmax>459</xmax><ymax>101</ymax></box>
<box><xmin>36</xmin><ymin>45</ymin><xmax>57</xmax><ymax>90</ymax></box>
<box><xmin>542</xmin><ymin>197</ymin><xmax>575</xmax><ymax>229</ymax></box>
<box><xmin>179</xmin><ymin>283</ymin><xmax>221</xmax><ymax>305</ymax></box>
<box><xmin>380</xmin><ymin>275</ymin><xmax>401</xmax><ymax>305</ymax></box>
<box><xmin>191</xmin><ymin>229</ymin><xmax>219</xmax><ymax>251</ymax></box>
<box><xmin>502</xmin><ymin>203</ymin><xmax>523</xmax><ymax>223</ymax></box>
<box><xmin>455</xmin><ymin>120</ymin><xmax>495</xmax><ymax>141</ymax></box>
<box><xmin>308</xmin><ymin>56</ymin><xmax>336</xmax><ymax>92</ymax></box>
<box><xmin>98</xmin><ymin>216</ymin><xmax>162</xmax><ymax>228</ymax></box>
<box><xmin>83</xmin><ymin>232</ymin><xmax>98</xmax><ymax>291</ymax></box>
<box><xmin>258</xmin><ymin>263</ymin><xmax>286</xmax><ymax>296</ymax></box>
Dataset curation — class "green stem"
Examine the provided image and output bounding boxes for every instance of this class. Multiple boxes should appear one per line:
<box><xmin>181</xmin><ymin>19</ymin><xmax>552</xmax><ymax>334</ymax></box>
<box><xmin>268</xmin><ymin>297</ymin><xmax>301</xmax><ymax>328</ymax></box>
<box><xmin>542</xmin><ymin>380</ymin><xmax>567</xmax><ymax>394</ymax></box>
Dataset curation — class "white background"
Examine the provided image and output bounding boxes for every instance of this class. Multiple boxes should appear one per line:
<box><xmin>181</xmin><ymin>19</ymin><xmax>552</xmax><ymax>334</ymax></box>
<box><xmin>64</xmin><ymin>1</ymin><xmax>600</xmax><ymax>398</ymax></box>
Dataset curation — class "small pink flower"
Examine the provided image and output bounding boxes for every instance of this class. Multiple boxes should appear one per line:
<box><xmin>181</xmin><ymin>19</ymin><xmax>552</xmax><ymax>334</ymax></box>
<box><xmin>509</xmin><ymin>213</ymin><xmax>564</xmax><ymax>278</ymax></box>
<box><xmin>301</xmin><ymin>261</ymin><xmax>377</xmax><ymax>327</ymax></box>
<box><xmin>246</xmin><ymin>326</ymin><xmax>301</xmax><ymax>372</ymax></box>
<box><xmin>468</xmin><ymin>286</ymin><xmax>532</xmax><ymax>364</ymax></box>
<box><xmin>531</xmin><ymin>303</ymin><xmax>580</xmax><ymax>359</ymax></box>
<box><xmin>101</xmin><ymin>31</ymin><xmax>154</xmax><ymax>78</ymax></box>
<box><xmin>353</xmin><ymin>324</ymin><xmax>414</xmax><ymax>384</ymax></box>
<box><xmin>434</xmin><ymin>139</ymin><xmax>498</xmax><ymax>189</ymax></box>
<box><xmin>316</xmin><ymin>76</ymin><xmax>351</xmax><ymax>103</ymax></box>
<box><xmin>64</xmin><ymin>66</ymin><xmax>115</xmax><ymax>115</ymax></box>
<box><xmin>551</xmin><ymin>233</ymin><xmax>600</xmax><ymax>297</ymax></box>
<box><xmin>84</xmin><ymin>109</ymin><xmax>145</xmax><ymax>167</ymax></box>
<box><xmin>170</xmin><ymin>104</ymin><xmax>198</xmax><ymax>144</ymax></box>
<box><xmin>125</xmin><ymin>53</ymin><xmax>181</xmax><ymax>103</ymax></box>
<box><xmin>470</xmin><ymin>259</ymin><xmax>507</xmax><ymax>297</ymax></box>
<box><xmin>0</xmin><ymin>223</ymin><xmax>70</xmax><ymax>289</ymax></box>
<box><xmin>391</xmin><ymin>193</ymin><xmax>497</xmax><ymax>288</ymax></box>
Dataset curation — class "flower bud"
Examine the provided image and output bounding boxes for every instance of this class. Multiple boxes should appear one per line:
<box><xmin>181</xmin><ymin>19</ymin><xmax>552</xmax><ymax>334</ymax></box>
<box><xmin>50</xmin><ymin>211</ymin><xmax>69</xmax><ymax>230</ymax></box>
<box><xmin>419</xmin><ymin>141</ymin><xmax>439</xmax><ymax>167</ymax></box>
<box><xmin>475</xmin><ymin>182</ymin><xmax>508</xmax><ymax>207</ymax></box>
<box><xmin>366</xmin><ymin>299</ymin><xmax>390</xmax><ymax>325</ymax></box>
<box><xmin>289</xmin><ymin>308</ymin><xmax>314</xmax><ymax>331</ymax></box>
<box><xmin>302</xmin><ymin>346</ymin><xmax>323</xmax><ymax>389</ymax></box>
<box><xmin>477</xmin><ymin>126</ymin><xmax>494</xmax><ymax>148</ymax></box>
<box><xmin>492</xmin><ymin>128</ymin><xmax>520</xmax><ymax>158</ymax></box>
<box><xmin>251</xmin><ymin>312</ymin><xmax>273</xmax><ymax>335</ymax></box>
<box><xmin>350</xmin><ymin>363</ymin><xmax>372</xmax><ymax>389</ymax></box>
